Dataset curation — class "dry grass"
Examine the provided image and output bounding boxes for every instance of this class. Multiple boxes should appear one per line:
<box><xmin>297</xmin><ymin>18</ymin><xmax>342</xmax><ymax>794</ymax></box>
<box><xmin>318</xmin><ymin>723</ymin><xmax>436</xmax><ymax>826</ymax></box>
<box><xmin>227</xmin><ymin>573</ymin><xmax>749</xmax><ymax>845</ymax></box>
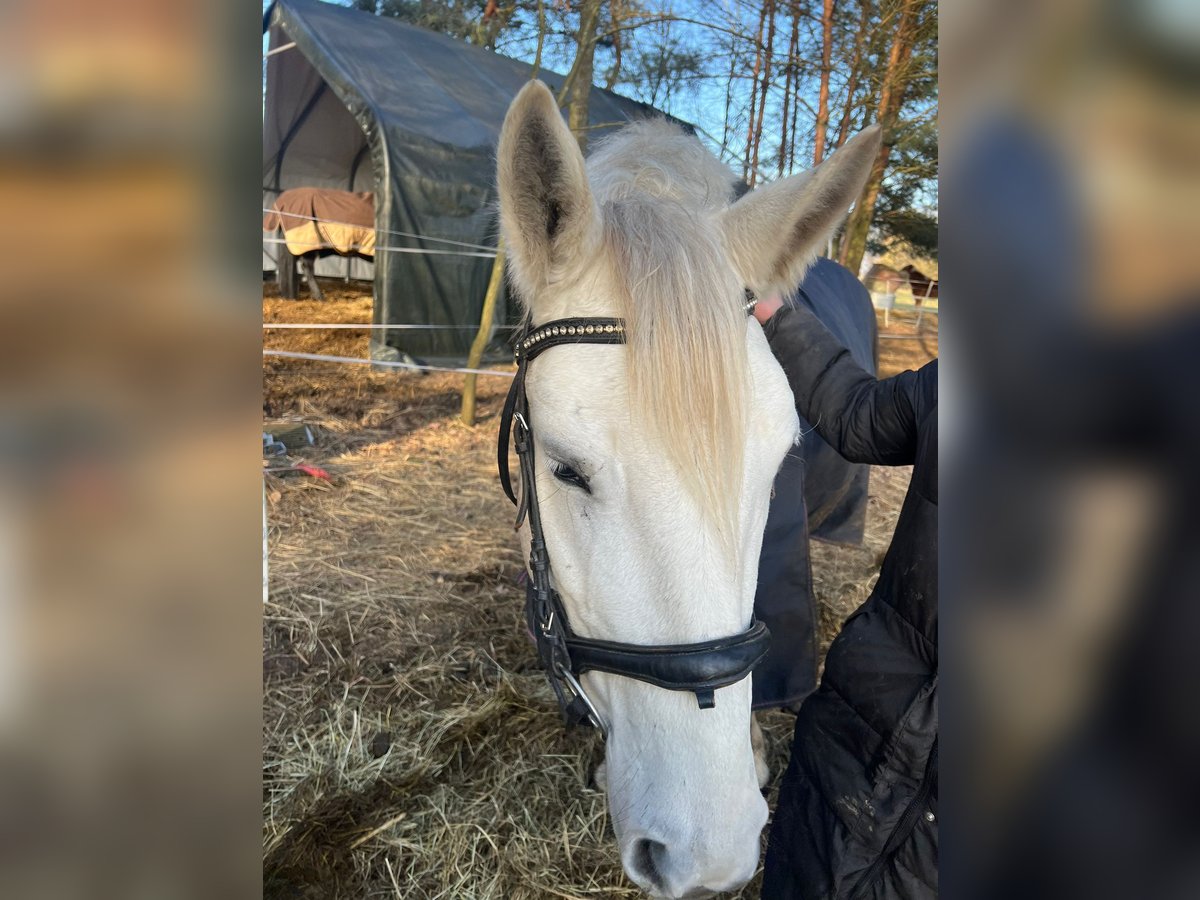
<box><xmin>263</xmin><ymin>280</ymin><xmax>934</xmax><ymax>899</ymax></box>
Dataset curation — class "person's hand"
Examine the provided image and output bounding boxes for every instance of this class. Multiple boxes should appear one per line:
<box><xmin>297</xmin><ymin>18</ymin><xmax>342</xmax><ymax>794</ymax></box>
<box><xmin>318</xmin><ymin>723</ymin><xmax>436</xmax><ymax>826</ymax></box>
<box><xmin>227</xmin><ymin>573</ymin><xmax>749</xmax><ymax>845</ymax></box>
<box><xmin>753</xmin><ymin>292</ymin><xmax>784</xmax><ymax>325</ymax></box>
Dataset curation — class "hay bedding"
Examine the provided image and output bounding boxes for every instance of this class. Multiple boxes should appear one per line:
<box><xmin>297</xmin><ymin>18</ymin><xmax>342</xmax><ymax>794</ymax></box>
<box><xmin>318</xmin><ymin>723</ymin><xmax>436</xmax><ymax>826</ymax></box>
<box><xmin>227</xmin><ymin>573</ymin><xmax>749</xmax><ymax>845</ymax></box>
<box><xmin>263</xmin><ymin>283</ymin><xmax>929</xmax><ymax>899</ymax></box>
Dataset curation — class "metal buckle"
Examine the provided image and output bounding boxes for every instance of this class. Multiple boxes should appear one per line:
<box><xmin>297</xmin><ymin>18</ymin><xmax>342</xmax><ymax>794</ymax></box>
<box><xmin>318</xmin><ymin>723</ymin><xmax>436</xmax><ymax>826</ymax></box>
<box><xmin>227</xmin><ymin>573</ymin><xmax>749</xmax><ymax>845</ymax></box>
<box><xmin>557</xmin><ymin>664</ymin><xmax>608</xmax><ymax>736</ymax></box>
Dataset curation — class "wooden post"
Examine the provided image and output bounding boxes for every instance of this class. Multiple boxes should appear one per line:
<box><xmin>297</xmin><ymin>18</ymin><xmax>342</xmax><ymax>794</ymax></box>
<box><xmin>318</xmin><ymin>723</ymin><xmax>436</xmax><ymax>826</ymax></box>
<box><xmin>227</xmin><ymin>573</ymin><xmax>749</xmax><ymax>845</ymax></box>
<box><xmin>277</xmin><ymin>239</ymin><xmax>298</xmax><ymax>299</ymax></box>
<box><xmin>460</xmin><ymin>237</ymin><xmax>506</xmax><ymax>426</ymax></box>
<box><xmin>262</xmin><ymin>480</ymin><xmax>269</xmax><ymax>604</ymax></box>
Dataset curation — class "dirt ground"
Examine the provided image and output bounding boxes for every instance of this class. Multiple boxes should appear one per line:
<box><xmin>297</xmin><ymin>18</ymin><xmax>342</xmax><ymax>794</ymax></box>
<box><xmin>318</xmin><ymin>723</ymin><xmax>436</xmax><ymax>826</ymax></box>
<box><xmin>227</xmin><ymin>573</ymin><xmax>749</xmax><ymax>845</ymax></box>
<box><xmin>263</xmin><ymin>280</ymin><xmax>937</xmax><ymax>899</ymax></box>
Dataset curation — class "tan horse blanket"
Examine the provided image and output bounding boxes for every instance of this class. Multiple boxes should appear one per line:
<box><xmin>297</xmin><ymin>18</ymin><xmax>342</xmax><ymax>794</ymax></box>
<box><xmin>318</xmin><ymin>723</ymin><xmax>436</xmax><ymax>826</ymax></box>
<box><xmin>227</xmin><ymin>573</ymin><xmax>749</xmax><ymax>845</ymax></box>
<box><xmin>263</xmin><ymin>188</ymin><xmax>375</xmax><ymax>256</ymax></box>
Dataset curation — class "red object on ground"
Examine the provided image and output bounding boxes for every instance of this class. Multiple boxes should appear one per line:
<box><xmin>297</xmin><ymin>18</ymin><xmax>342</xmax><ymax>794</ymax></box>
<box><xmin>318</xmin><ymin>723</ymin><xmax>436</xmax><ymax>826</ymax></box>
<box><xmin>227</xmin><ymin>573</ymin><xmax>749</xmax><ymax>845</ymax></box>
<box><xmin>294</xmin><ymin>465</ymin><xmax>332</xmax><ymax>481</ymax></box>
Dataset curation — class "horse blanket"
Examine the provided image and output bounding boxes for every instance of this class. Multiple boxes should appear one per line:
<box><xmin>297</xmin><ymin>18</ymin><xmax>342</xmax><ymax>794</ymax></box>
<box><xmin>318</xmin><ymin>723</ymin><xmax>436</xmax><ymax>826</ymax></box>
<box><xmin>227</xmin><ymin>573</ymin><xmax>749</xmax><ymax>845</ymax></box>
<box><xmin>753</xmin><ymin>257</ymin><xmax>877</xmax><ymax>709</ymax></box>
<box><xmin>263</xmin><ymin>188</ymin><xmax>375</xmax><ymax>257</ymax></box>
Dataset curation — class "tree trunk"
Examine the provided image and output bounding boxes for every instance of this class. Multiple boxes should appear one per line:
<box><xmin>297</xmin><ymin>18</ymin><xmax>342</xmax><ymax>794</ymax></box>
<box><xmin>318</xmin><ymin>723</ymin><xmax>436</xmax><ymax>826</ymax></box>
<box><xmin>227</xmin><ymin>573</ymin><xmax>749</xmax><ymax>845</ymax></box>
<box><xmin>788</xmin><ymin>25</ymin><xmax>801</xmax><ymax>173</ymax></box>
<box><xmin>749</xmin><ymin>0</ymin><xmax>777</xmax><ymax>186</ymax></box>
<box><xmin>604</xmin><ymin>0</ymin><xmax>623</xmax><ymax>90</ymax></box>
<box><xmin>531</xmin><ymin>0</ymin><xmax>546</xmax><ymax>78</ymax></box>
<box><xmin>837</xmin><ymin>0</ymin><xmax>917</xmax><ymax>274</ymax></box>
<box><xmin>743</xmin><ymin>3</ymin><xmax>767</xmax><ymax>183</ymax></box>
<box><xmin>721</xmin><ymin>39</ymin><xmax>738</xmax><ymax>163</ymax></box>
<box><xmin>778</xmin><ymin>2</ymin><xmax>799</xmax><ymax>176</ymax></box>
<box><xmin>812</xmin><ymin>0</ymin><xmax>836</xmax><ymax>166</ymax></box>
<box><xmin>834</xmin><ymin>0</ymin><xmax>872</xmax><ymax>151</ymax></box>
<box><xmin>565</xmin><ymin>0</ymin><xmax>603</xmax><ymax>154</ymax></box>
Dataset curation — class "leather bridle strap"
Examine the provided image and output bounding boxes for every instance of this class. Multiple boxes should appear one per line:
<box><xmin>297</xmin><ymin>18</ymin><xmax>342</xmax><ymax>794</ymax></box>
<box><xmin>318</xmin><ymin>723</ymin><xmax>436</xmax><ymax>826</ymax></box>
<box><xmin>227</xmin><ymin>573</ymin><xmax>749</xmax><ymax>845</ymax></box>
<box><xmin>565</xmin><ymin>620</ymin><xmax>771</xmax><ymax>710</ymax></box>
<box><xmin>496</xmin><ymin>362</ymin><xmax>526</xmax><ymax>507</ymax></box>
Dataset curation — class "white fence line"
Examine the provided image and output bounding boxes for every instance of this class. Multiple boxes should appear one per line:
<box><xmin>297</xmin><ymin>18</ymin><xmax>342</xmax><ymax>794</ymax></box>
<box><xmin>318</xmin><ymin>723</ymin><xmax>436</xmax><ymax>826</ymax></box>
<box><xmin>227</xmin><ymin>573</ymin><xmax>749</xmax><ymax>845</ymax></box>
<box><xmin>261</xmin><ymin>208</ymin><xmax>498</xmax><ymax>252</ymax></box>
<box><xmin>264</xmin><ymin>348</ymin><xmax>514</xmax><ymax>378</ymax></box>
<box><xmin>264</xmin><ymin>323</ymin><xmax>516</xmax><ymax>330</ymax></box>
<box><xmin>262</xmin><ymin>237</ymin><xmax>496</xmax><ymax>259</ymax></box>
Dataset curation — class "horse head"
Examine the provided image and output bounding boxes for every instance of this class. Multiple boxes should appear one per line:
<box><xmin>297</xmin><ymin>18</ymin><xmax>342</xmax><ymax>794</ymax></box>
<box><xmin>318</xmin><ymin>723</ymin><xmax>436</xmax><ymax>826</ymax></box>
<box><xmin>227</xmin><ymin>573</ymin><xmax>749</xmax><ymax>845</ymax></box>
<box><xmin>496</xmin><ymin>80</ymin><xmax>879</xmax><ymax>898</ymax></box>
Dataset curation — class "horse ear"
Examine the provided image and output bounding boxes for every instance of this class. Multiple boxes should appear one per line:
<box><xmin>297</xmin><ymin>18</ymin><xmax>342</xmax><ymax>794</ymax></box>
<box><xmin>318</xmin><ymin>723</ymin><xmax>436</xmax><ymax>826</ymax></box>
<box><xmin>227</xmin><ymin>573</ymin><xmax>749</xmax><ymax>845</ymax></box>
<box><xmin>497</xmin><ymin>80</ymin><xmax>598</xmax><ymax>303</ymax></box>
<box><xmin>720</xmin><ymin>125</ymin><xmax>882</xmax><ymax>295</ymax></box>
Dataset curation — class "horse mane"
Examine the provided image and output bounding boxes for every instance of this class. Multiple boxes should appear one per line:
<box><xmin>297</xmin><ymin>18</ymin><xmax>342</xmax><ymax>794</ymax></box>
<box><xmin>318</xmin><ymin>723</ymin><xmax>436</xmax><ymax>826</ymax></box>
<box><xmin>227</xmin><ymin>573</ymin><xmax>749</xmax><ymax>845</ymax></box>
<box><xmin>586</xmin><ymin>120</ymin><xmax>749</xmax><ymax>541</ymax></box>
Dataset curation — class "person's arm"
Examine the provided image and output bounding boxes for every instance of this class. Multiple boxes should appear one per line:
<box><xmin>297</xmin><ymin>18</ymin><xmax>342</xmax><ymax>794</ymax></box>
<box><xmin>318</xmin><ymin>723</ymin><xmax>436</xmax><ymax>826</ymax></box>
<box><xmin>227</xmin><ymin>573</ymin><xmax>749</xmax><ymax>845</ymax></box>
<box><xmin>755</xmin><ymin>294</ymin><xmax>932</xmax><ymax>466</ymax></box>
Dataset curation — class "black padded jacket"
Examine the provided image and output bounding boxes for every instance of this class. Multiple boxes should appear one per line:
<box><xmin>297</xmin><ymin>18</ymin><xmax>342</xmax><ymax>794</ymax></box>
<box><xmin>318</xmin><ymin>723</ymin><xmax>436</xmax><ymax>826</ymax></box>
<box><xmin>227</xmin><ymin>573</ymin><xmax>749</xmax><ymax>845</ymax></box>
<box><xmin>761</xmin><ymin>302</ymin><xmax>938</xmax><ymax>900</ymax></box>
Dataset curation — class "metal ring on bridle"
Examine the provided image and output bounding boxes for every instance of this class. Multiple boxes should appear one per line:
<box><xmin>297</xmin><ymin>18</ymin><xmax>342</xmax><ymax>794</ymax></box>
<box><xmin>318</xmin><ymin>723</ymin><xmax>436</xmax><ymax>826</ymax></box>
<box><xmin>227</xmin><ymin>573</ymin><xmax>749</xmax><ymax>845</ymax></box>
<box><xmin>558</xmin><ymin>665</ymin><xmax>609</xmax><ymax>736</ymax></box>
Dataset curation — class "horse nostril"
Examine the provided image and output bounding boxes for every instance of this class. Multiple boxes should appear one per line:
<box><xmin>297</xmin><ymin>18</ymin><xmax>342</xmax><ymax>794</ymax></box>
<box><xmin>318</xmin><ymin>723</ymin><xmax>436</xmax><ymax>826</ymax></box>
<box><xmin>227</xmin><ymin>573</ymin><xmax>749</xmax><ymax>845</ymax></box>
<box><xmin>626</xmin><ymin>836</ymin><xmax>735</xmax><ymax>897</ymax></box>
<box><xmin>629</xmin><ymin>837</ymin><xmax>670</xmax><ymax>893</ymax></box>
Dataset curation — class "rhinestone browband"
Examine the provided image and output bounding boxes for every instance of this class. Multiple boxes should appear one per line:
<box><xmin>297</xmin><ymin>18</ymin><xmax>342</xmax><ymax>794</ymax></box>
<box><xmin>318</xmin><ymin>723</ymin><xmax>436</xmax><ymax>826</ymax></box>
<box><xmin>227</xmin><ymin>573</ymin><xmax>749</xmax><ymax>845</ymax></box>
<box><xmin>515</xmin><ymin>317</ymin><xmax>627</xmax><ymax>361</ymax></box>
<box><xmin>516</xmin><ymin>296</ymin><xmax>758</xmax><ymax>362</ymax></box>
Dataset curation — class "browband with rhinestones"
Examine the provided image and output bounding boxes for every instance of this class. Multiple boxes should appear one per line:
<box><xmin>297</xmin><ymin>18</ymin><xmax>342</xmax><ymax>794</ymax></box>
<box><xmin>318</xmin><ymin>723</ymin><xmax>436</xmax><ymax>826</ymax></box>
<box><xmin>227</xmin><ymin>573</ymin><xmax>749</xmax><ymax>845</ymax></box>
<box><xmin>515</xmin><ymin>317</ymin><xmax>626</xmax><ymax>361</ymax></box>
<box><xmin>516</xmin><ymin>297</ymin><xmax>758</xmax><ymax>362</ymax></box>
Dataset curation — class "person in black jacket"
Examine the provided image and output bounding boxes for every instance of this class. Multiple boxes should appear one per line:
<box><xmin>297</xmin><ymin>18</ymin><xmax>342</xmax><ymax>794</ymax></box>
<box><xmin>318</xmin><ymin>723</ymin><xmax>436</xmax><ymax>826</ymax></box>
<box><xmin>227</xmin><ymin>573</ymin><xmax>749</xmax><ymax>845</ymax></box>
<box><xmin>754</xmin><ymin>290</ymin><xmax>938</xmax><ymax>900</ymax></box>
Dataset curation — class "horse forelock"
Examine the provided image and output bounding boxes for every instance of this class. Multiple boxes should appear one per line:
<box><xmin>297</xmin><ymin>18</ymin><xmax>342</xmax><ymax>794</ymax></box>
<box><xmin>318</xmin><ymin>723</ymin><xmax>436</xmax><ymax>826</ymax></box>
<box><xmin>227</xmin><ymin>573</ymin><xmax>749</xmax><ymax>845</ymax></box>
<box><xmin>588</xmin><ymin>120</ymin><xmax>749</xmax><ymax>542</ymax></box>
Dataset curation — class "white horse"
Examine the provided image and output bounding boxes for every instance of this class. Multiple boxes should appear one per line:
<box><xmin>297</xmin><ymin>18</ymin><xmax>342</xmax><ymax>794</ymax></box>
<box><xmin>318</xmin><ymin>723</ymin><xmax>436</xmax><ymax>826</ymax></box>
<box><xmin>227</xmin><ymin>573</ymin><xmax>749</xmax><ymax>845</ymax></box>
<box><xmin>497</xmin><ymin>81</ymin><xmax>880</xmax><ymax>898</ymax></box>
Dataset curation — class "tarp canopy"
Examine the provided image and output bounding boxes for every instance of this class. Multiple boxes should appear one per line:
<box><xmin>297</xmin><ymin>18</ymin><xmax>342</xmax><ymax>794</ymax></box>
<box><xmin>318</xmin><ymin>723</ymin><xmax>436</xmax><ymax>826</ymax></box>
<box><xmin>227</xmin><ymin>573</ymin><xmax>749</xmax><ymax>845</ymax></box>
<box><xmin>263</xmin><ymin>0</ymin><xmax>688</xmax><ymax>362</ymax></box>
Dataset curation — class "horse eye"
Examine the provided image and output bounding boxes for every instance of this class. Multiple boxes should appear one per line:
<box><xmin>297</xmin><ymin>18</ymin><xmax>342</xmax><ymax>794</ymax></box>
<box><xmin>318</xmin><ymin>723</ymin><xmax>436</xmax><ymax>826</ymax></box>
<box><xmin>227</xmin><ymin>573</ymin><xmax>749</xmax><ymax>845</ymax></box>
<box><xmin>550</xmin><ymin>461</ymin><xmax>590</xmax><ymax>492</ymax></box>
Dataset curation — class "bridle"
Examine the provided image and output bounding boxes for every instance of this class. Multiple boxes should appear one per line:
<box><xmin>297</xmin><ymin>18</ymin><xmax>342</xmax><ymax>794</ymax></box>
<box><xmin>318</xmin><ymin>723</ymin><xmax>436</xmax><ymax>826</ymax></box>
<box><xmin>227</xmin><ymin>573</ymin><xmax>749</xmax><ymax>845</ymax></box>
<box><xmin>496</xmin><ymin>300</ymin><xmax>770</xmax><ymax>736</ymax></box>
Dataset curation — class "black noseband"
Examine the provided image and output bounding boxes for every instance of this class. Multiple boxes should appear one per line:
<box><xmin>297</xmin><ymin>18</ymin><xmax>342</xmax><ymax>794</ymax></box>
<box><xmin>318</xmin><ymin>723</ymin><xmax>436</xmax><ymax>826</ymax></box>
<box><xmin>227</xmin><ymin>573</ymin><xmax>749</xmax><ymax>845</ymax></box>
<box><xmin>497</xmin><ymin>306</ymin><xmax>769</xmax><ymax>734</ymax></box>
<box><xmin>564</xmin><ymin>618</ymin><xmax>771</xmax><ymax>710</ymax></box>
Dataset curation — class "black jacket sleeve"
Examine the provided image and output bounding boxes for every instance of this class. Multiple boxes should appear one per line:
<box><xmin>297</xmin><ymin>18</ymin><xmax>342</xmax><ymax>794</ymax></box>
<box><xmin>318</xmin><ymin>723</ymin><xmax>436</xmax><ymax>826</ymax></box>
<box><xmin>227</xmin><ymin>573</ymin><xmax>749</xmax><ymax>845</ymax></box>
<box><xmin>763</xmin><ymin>303</ymin><xmax>936</xmax><ymax>466</ymax></box>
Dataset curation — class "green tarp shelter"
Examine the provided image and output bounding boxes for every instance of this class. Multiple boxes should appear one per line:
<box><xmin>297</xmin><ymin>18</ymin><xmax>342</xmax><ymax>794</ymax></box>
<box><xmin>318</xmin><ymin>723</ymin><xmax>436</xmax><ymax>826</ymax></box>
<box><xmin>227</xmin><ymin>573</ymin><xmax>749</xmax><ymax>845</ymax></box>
<box><xmin>263</xmin><ymin>0</ymin><xmax>687</xmax><ymax>363</ymax></box>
